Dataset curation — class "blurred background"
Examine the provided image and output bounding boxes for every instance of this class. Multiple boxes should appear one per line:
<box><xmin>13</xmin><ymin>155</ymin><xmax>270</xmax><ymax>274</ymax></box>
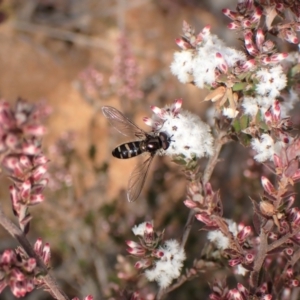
<box><xmin>0</xmin><ymin>0</ymin><xmax>282</xmax><ymax>299</ymax></box>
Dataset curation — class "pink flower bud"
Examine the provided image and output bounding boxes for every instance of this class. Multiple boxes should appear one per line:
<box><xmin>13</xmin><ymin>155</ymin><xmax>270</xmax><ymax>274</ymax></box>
<box><xmin>22</xmin><ymin>143</ymin><xmax>39</xmax><ymax>155</ymax></box>
<box><xmin>285</xmin><ymin>248</ymin><xmax>293</xmax><ymax>256</ymax></box>
<box><xmin>32</xmin><ymin>165</ymin><xmax>47</xmax><ymax>181</ymax></box>
<box><xmin>153</xmin><ymin>249</ymin><xmax>164</xmax><ymax>258</ymax></box>
<box><xmin>1</xmin><ymin>249</ymin><xmax>16</xmax><ymax>264</ymax></box>
<box><xmin>228</xmin><ymin>22</ymin><xmax>240</xmax><ymax>30</ymax></box>
<box><xmin>216</xmin><ymin>53</ymin><xmax>228</xmax><ymax>73</ymax></box>
<box><xmin>291</xmin><ymin>279</ymin><xmax>299</xmax><ymax>287</ymax></box>
<box><xmin>264</xmin><ymin>111</ymin><xmax>272</xmax><ymax>123</ymax></box>
<box><xmin>237</xmin><ymin>226</ymin><xmax>251</xmax><ymax>242</ymax></box>
<box><xmin>222</xmin><ymin>8</ymin><xmax>238</xmax><ymax>20</ymax></box>
<box><xmin>20</xmin><ymin>155</ymin><xmax>31</xmax><ymax>168</ymax></box>
<box><xmin>24</xmin><ymin>258</ymin><xmax>37</xmax><ymax>272</ymax></box>
<box><xmin>175</xmin><ymin>38</ymin><xmax>192</xmax><ymax>50</ymax></box>
<box><xmin>42</xmin><ymin>243</ymin><xmax>51</xmax><ymax>265</ymax></box>
<box><xmin>284</xmin><ymin>29</ymin><xmax>299</xmax><ymax>44</ymax></box>
<box><xmin>229</xmin><ymin>258</ymin><xmax>241</xmax><ymax>267</ymax></box>
<box><xmin>127</xmin><ymin>247</ymin><xmax>146</xmax><ymax>256</ymax></box>
<box><xmin>145</xmin><ymin>222</ymin><xmax>154</xmax><ymax>234</ymax></box>
<box><xmin>184</xmin><ymin>199</ymin><xmax>198</xmax><ymax>208</ymax></box>
<box><xmin>270</xmin><ymin>53</ymin><xmax>288</xmax><ymax>62</ymax></box>
<box><xmin>272</xmin><ymin>101</ymin><xmax>281</xmax><ymax>122</ymax></box>
<box><xmin>5</xmin><ymin>133</ymin><xmax>18</xmax><ymax>149</ymax></box>
<box><xmin>195</xmin><ymin>213</ymin><xmax>215</xmax><ymax>226</ymax></box>
<box><xmin>34</xmin><ymin>238</ymin><xmax>43</xmax><ymax>254</ymax></box>
<box><xmin>172</xmin><ymin>98</ymin><xmax>182</xmax><ymax>114</ymax></box>
<box><xmin>240</xmin><ymin>59</ymin><xmax>255</xmax><ymax>71</ymax></box>
<box><xmin>261</xmin><ymin>176</ymin><xmax>275</xmax><ymax>195</ymax></box>
<box><xmin>256</xmin><ymin>29</ymin><xmax>265</xmax><ymax>49</ymax></box>
<box><xmin>23</xmin><ymin>124</ymin><xmax>46</xmax><ymax>136</ymax></box>
<box><xmin>30</xmin><ymin>194</ymin><xmax>44</xmax><ymax>205</ymax></box>
<box><xmin>10</xmin><ymin>268</ymin><xmax>25</xmax><ymax>281</ymax></box>
<box><xmin>228</xmin><ymin>289</ymin><xmax>243</xmax><ymax>300</ymax></box>
<box><xmin>245</xmin><ymin>253</ymin><xmax>254</xmax><ymax>264</ymax></box>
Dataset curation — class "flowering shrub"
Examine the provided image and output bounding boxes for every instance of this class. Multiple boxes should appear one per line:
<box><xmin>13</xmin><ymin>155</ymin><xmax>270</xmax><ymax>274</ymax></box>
<box><xmin>1</xmin><ymin>0</ymin><xmax>300</xmax><ymax>299</ymax></box>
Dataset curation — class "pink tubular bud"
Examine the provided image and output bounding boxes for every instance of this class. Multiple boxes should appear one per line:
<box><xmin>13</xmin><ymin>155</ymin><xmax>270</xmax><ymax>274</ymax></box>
<box><xmin>22</xmin><ymin>143</ymin><xmax>39</xmax><ymax>155</ymax></box>
<box><xmin>240</xmin><ymin>59</ymin><xmax>255</xmax><ymax>71</ymax></box>
<box><xmin>241</xmin><ymin>19</ymin><xmax>252</xmax><ymax>28</ymax></box>
<box><xmin>1</xmin><ymin>249</ymin><xmax>16</xmax><ymax>264</ymax></box>
<box><xmin>20</xmin><ymin>155</ymin><xmax>31</xmax><ymax>168</ymax></box>
<box><xmin>261</xmin><ymin>56</ymin><xmax>271</xmax><ymax>65</ymax></box>
<box><xmin>30</xmin><ymin>194</ymin><xmax>44</xmax><ymax>205</ymax></box>
<box><xmin>145</xmin><ymin>222</ymin><xmax>154</xmax><ymax>234</ymax></box>
<box><xmin>273</xmin><ymin>100</ymin><xmax>281</xmax><ymax>122</ymax></box>
<box><xmin>237</xmin><ymin>226</ymin><xmax>251</xmax><ymax>242</ymax></box>
<box><xmin>172</xmin><ymin>98</ymin><xmax>182</xmax><ymax>114</ymax></box>
<box><xmin>216</xmin><ymin>53</ymin><xmax>228</xmax><ymax>73</ymax></box>
<box><xmin>150</xmin><ymin>105</ymin><xmax>164</xmax><ymax>118</ymax></box>
<box><xmin>245</xmin><ymin>43</ymin><xmax>259</xmax><ymax>56</ymax></box>
<box><xmin>286</xmin><ymin>267</ymin><xmax>293</xmax><ymax>278</ymax></box>
<box><xmin>23</xmin><ymin>124</ymin><xmax>46</xmax><ymax>136</ymax></box>
<box><xmin>127</xmin><ymin>247</ymin><xmax>146</xmax><ymax>256</ymax></box>
<box><xmin>284</xmin><ymin>29</ymin><xmax>299</xmax><ymax>44</ymax></box>
<box><xmin>85</xmin><ymin>296</ymin><xmax>94</xmax><ymax>300</ymax></box>
<box><xmin>24</xmin><ymin>258</ymin><xmax>37</xmax><ymax>272</ymax></box>
<box><xmin>20</xmin><ymin>180</ymin><xmax>31</xmax><ymax>200</ymax></box>
<box><xmin>273</xmin><ymin>154</ymin><xmax>282</xmax><ymax>168</ymax></box>
<box><xmin>256</xmin><ymin>29</ymin><xmax>265</xmax><ymax>48</ymax></box>
<box><xmin>32</xmin><ymin>165</ymin><xmax>47</xmax><ymax>181</ymax></box>
<box><xmin>126</xmin><ymin>240</ymin><xmax>140</xmax><ymax>248</ymax></box>
<box><xmin>228</xmin><ymin>289</ymin><xmax>243</xmax><ymax>300</ymax></box>
<box><xmin>195</xmin><ymin>213</ymin><xmax>215</xmax><ymax>226</ymax></box>
<box><xmin>261</xmin><ymin>176</ymin><xmax>275</xmax><ymax>195</ymax></box>
<box><xmin>222</xmin><ymin>9</ymin><xmax>238</xmax><ymax>20</ymax></box>
<box><xmin>228</xmin><ymin>22</ymin><xmax>240</xmax><ymax>30</ymax></box>
<box><xmin>270</xmin><ymin>53</ymin><xmax>288</xmax><ymax>62</ymax></box>
<box><xmin>184</xmin><ymin>199</ymin><xmax>198</xmax><ymax>209</ymax></box>
<box><xmin>237</xmin><ymin>283</ymin><xmax>248</xmax><ymax>295</ymax></box>
<box><xmin>5</xmin><ymin>133</ymin><xmax>18</xmax><ymax>149</ymax></box>
<box><xmin>11</xmin><ymin>268</ymin><xmax>25</xmax><ymax>281</ymax></box>
<box><xmin>264</xmin><ymin>111</ymin><xmax>272</xmax><ymax>124</ymax></box>
<box><xmin>250</xmin><ymin>6</ymin><xmax>262</xmax><ymax>23</ymax></box>
<box><xmin>268</xmin><ymin>232</ymin><xmax>278</xmax><ymax>240</ymax></box>
<box><xmin>153</xmin><ymin>249</ymin><xmax>164</xmax><ymax>258</ymax></box>
<box><xmin>229</xmin><ymin>258</ymin><xmax>241</xmax><ymax>267</ymax></box>
<box><xmin>42</xmin><ymin>243</ymin><xmax>51</xmax><ymax>265</ymax></box>
<box><xmin>34</xmin><ymin>238</ymin><xmax>43</xmax><ymax>254</ymax></box>
<box><xmin>33</xmin><ymin>154</ymin><xmax>48</xmax><ymax>165</ymax></box>
<box><xmin>175</xmin><ymin>38</ymin><xmax>192</xmax><ymax>50</ymax></box>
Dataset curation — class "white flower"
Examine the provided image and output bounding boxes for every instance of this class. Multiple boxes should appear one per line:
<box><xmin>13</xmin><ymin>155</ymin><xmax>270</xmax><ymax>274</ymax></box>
<box><xmin>242</xmin><ymin>96</ymin><xmax>259</xmax><ymax>117</ymax></box>
<box><xmin>207</xmin><ymin>219</ymin><xmax>238</xmax><ymax>250</ymax></box>
<box><xmin>170</xmin><ymin>51</ymin><xmax>194</xmax><ymax>83</ymax></box>
<box><xmin>255</xmin><ymin>65</ymin><xmax>287</xmax><ymax>98</ymax></box>
<box><xmin>170</xmin><ymin>26</ymin><xmax>246</xmax><ymax>88</ymax></box>
<box><xmin>146</xmin><ymin>99</ymin><xmax>214</xmax><ymax>159</ymax></box>
<box><xmin>251</xmin><ymin>134</ymin><xmax>275</xmax><ymax>162</ymax></box>
<box><xmin>132</xmin><ymin>221</ymin><xmax>152</xmax><ymax>236</ymax></box>
<box><xmin>145</xmin><ymin>239</ymin><xmax>186</xmax><ymax>288</ymax></box>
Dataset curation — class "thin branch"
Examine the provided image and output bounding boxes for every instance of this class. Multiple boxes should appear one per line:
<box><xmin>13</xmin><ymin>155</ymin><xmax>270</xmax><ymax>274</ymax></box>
<box><xmin>0</xmin><ymin>205</ymin><xmax>69</xmax><ymax>300</ymax></box>
<box><xmin>157</xmin><ymin>130</ymin><xmax>228</xmax><ymax>300</ymax></box>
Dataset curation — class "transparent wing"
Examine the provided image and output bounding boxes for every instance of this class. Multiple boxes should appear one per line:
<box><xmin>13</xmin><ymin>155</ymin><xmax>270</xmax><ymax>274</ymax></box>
<box><xmin>102</xmin><ymin>106</ymin><xmax>146</xmax><ymax>139</ymax></box>
<box><xmin>127</xmin><ymin>154</ymin><xmax>154</xmax><ymax>202</ymax></box>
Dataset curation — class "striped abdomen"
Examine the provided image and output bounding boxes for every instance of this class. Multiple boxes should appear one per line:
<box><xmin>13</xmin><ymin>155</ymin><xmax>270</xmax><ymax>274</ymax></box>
<box><xmin>112</xmin><ymin>141</ymin><xmax>143</xmax><ymax>159</ymax></box>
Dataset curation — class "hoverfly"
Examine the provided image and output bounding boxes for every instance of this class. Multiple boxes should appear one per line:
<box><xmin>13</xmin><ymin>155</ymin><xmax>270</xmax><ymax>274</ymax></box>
<box><xmin>102</xmin><ymin>106</ymin><xmax>171</xmax><ymax>202</ymax></box>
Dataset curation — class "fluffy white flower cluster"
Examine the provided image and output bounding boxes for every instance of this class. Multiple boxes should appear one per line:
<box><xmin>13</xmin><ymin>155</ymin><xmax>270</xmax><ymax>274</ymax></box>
<box><xmin>145</xmin><ymin>99</ymin><xmax>214</xmax><ymax>160</ymax></box>
<box><xmin>207</xmin><ymin>219</ymin><xmax>238</xmax><ymax>250</ymax></box>
<box><xmin>145</xmin><ymin>239</ymin><xmax>186</xmax><ymax>288</ymax></box>
<box><xmin>170</xmin><ymin>26</ymin><xmax>246</xmax><ymax>88</ymax></box>
<box><xmin>242</xmin><ymin>65</ymin><xmax>287</xmax><ymax>119</ymax></box>
<box><xmin>251</xmin><ymin>133</ymin><xmax>281</xmax><ymax>162</ymax></box>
